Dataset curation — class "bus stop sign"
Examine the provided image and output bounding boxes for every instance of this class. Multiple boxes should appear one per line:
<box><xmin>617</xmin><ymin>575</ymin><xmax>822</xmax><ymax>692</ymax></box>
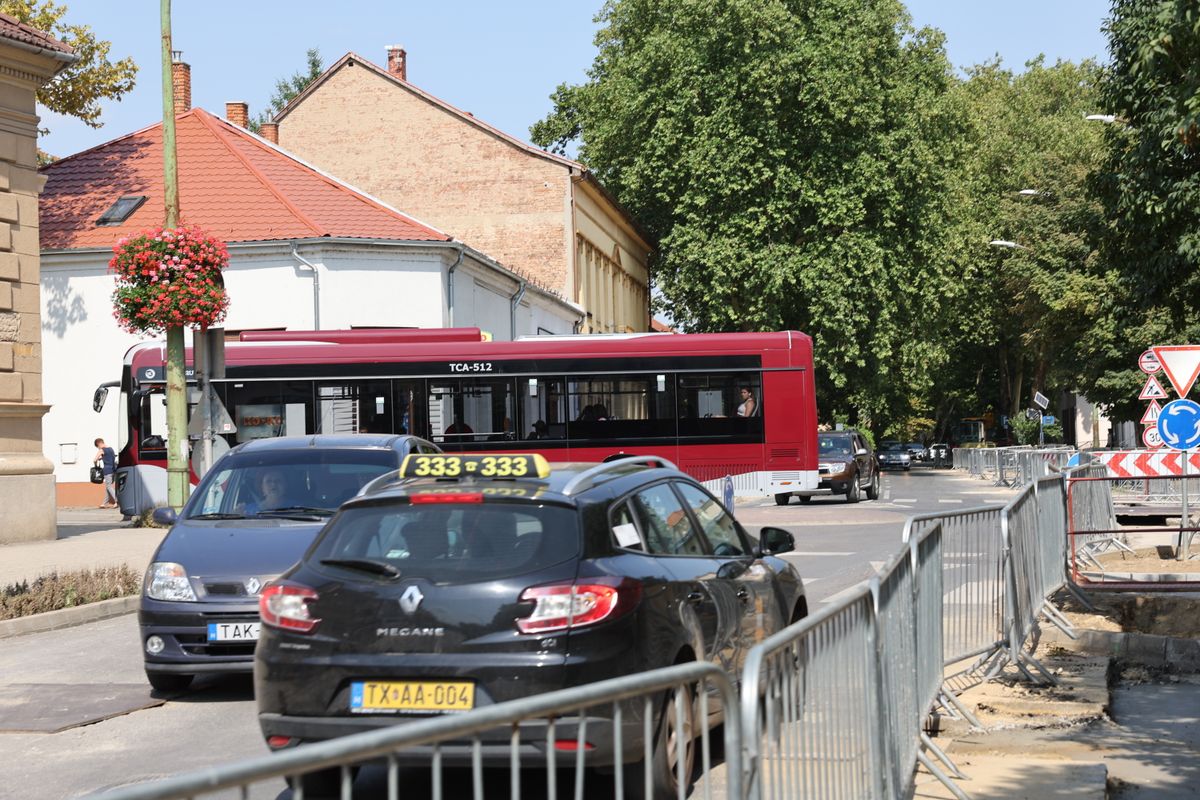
<box><xmin>1157</xmin><ymin>399</ymin><xmax>1200</xmax><ymax>451</ymax></box>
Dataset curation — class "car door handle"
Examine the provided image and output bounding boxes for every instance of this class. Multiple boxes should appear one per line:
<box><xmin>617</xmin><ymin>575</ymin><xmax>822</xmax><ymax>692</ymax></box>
<box><xmin>686</xmin><ymin>591</ymin><xmax>705</xmax><ymax>605</ymax></box>
<box><xmin>736</xmin><ymin>587</ymin><xmax>750</xmax><ymax>601</ymax></box>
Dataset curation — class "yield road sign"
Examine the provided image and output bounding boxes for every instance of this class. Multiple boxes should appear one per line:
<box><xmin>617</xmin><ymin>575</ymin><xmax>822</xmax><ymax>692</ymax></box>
<box><xmin>1139</xmin><ymin>349</ymin><xmax>1162</xmax><ymax>374</ymax></box>
<box><xmin>1151</xmin><ymin>345</ymin><xmax>1200</xmax><ymax>398</ymax></box>
<box><xmin>1141</xmin><ymin>400</ymin><xmax>1162</xmax><ymax>425</ymax></box>
<box><xmin>1157</xmin><ymin>398</ymin><xmax>1200</xmax><ymax>450</ymax></box>
<box><xmin>1139</xmin><ymin>375</ymin><xmax>1169</xmax><ymax>400</ymax></box>
<box><xmin>1143</xmin><ymin>427</ymin><xmax>1164</xmax><ymax>449</ymax></box>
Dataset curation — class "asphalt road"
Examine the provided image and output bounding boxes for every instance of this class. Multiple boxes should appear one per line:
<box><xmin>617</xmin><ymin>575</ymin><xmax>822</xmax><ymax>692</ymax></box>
<box><xmin>0</xmin><ymin>466</ymin><xmax>1017</xmax><ymax>800</ymax></box>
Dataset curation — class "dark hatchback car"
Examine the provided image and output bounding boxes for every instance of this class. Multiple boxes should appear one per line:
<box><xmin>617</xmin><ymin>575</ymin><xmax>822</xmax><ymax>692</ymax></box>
<box><xmin>255</xmin><ymin>454</ymin><xmax>806</xmax><ymax>798</ymax></box>
<box><xmin>139</xmin><ymin>434</ymin><xmax>440</xmax><ymax>692</ymax></box>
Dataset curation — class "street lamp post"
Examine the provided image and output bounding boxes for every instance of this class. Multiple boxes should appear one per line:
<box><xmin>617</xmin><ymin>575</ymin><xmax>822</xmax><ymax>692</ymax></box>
<box><xmin>988</xmin><ymin>238</ymin><xmax>1046</xmax><ymax>445</ymax></box>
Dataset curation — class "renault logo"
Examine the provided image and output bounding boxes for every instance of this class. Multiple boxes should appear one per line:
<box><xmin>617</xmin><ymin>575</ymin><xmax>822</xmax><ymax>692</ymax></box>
<box><xmin>244</xmin><ymin>577</ymin><xmax>262</xmax><ymax>595</ymax></box>
<box><xmin>399</xmin><ymin>585</ymin><xmax>424</xmax><ymax>615</ymax></box>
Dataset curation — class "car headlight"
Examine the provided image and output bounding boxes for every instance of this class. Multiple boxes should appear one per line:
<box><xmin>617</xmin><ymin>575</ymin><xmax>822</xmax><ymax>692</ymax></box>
<box><xmin>820</xmin><ymin>461</ymin><xmax>849</xmax><ymax>473</ymax></box>
<box><xmin>145</xmin><ymin>562</ymin><xmax>197</xmax><ymax>602</ymax></box>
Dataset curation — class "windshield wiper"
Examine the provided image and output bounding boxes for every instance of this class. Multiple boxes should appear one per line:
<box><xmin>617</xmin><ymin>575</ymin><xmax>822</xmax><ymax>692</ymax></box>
<box><xmin>254</xmin><ymin>506</ymin><xmax>335</xmax><ymax>519</ymax></box>
<box><xmin>319</xmin><ymin>558</ymin><xmax>401</xmax><ymax>578</ymax></box>
<box><xmin>189</xmin><ymin>512</ymin><xmax>249</xmax><ymax>520</ymax></box>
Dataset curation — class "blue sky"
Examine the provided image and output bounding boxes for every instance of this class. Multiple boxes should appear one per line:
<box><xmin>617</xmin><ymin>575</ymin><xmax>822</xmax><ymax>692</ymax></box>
<box><xmin>40</xmin><ymin>1</ymin><xmax>1111</xmax><ymax>160</ymax></box>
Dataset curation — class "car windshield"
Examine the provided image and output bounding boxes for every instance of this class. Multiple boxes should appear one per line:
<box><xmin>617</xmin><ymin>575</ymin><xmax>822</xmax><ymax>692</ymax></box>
<box><xmin>818</xmin><ymin>436</ymin><xmax>854</xmax><ymax>457</ymax></box>
<box><xmin>311</xmin><ymin>501</ymin><xmax>580</xmax><ymax>583</ymax></box>
<box><xmin>185</xmin><ymin>449</ymin><xmax>397</xmax><ymax>520</ymax></box>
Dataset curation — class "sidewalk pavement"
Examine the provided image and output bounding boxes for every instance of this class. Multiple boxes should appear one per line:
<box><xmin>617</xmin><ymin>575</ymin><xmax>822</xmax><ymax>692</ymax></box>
<box><xmin>915</xmin><ymin>615</ymin><xmax>1200</xmax><ymax>799</ymax></box>
<box><xmin>0</xmin><ymin>508</ymin><xmax>165</xmax><ymax>588</ymax></box>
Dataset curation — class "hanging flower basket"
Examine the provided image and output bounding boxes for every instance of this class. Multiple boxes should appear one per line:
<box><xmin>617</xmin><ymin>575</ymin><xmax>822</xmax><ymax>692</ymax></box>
<box><xmin>109</xmin><ymin>225</ymin><xmax>230</xmax><ymax>335</ymax></box>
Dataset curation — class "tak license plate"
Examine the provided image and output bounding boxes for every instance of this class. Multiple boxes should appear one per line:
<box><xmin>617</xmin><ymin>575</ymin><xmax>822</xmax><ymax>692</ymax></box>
<box><xmin>206</xmin><ymin>621</ymin><xmax>260</xmax><ymax>642</ymax></box>
<box><xmin>350</xmin><ymin>681</ymin><xmax>475</xmax><ymax>714</ymax></box>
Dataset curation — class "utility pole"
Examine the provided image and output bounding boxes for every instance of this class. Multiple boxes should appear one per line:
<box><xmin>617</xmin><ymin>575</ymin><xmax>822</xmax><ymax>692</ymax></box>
<box><xmin>161</xmin><ymin>0</ymin><xmax>187</xmax><ymax>509</ymax></box>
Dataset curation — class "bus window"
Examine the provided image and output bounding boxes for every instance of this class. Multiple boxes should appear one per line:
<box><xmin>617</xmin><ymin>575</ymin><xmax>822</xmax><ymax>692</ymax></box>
<box><xmin>566</xmin><ymin>375</ymin><xmax>676</xmax><ymax>441</ymax></box>
<box><xmin>315</xmin><ymin>380</ymin><xmax>391</xmax><ymax>434</ymax></box>
<box><xmin>428</xmin><ymin>378</ymin><xmax>516</xmax><ymax>449</ymax></box>
<box><xmin>227</xmin><ymin>381</ymin><xmax>313</xmax><ymax>442</ymax></box>
<box><xmin>677</xmin><ymin>373</ymin><xmax>763</xmax><ymax>438</ymax></box>
<box><xmin>136</xmin><ymin>389</ymin><xmax>169</xmax><ymax>458</ymax></box>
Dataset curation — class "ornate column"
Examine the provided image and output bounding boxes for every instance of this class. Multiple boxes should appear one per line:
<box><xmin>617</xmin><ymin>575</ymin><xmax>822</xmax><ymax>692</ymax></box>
<box><xmin>0</xmin><ymin>25</ymin><xmax>75</xmax><ymax>542</ymax></box>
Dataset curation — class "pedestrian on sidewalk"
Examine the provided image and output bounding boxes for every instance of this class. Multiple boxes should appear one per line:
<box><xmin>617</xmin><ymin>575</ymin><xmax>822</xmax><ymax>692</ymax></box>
<box><xmin>93</xmin><ymin>437</ymin><xmax>117</xmax><ymax>508</ymax></box>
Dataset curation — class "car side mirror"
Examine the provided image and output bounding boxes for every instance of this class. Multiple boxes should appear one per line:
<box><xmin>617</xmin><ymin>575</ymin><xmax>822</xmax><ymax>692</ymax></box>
<box><xmin>855</xmin><ymin>448</ymin><xmax>868</xmax><ymax>457</ymax></box>
<box><xmin>758</xmin><ymin>526</ymin><xmax>794</xmax><ymax>556</ymax></box>
<box><xmin>151</xmin><ymin>507</ymin><xmax>178</xmax><ymax>528</ymax></box>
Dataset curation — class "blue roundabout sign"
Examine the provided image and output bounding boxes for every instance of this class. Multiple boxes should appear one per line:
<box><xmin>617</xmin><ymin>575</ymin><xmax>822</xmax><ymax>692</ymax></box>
<box><xmin>1157</xmin><ymin>399</ymin><xmax>1200</xmax><ymax>451</ymax></box>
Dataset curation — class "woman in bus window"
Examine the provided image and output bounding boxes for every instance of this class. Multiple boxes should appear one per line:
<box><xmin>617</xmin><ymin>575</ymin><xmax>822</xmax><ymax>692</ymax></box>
<box><xmin>737</xmin><ymin>386</ymin><xmax>757</xmax><ymax>418</ymax></box>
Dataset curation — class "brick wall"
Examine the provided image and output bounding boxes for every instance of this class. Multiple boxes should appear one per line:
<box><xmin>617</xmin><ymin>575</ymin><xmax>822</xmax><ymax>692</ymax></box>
<box><xmin>279</xmin><ymin>63</ymin><xmax>571</xmax><ymax>292</ymax></box>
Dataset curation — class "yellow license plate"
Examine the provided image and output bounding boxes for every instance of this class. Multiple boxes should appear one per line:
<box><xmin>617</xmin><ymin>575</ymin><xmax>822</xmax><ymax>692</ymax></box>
<box><xmin>350</xmin><ymin>681</ymin><xmax>475</xmax><ymax>713</ymax></box>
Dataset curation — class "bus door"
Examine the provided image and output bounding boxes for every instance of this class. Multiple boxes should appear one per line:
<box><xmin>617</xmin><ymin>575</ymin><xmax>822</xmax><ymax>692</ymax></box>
<box><xmin>522</xmin><ymin>377</ymin><xmax>567</xmax><ymax>451</ymax></box>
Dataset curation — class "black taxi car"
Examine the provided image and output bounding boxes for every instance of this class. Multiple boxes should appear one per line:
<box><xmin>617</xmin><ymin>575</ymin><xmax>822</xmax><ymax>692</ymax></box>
<box><xmin>254</xmin><ymin>453</ymin><xmax>806</xmax><ymax>798</ymax></box>
<box><xmin>139</xmin><ymin>434</ymin><xmax>440</xmax><ymax>692</ymax></box>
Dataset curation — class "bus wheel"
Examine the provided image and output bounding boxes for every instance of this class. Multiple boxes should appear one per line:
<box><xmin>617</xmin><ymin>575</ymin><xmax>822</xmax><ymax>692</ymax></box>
<box><xmin>774</xmin><ymin>493</ymin><xmax>791</xmax><ymax>506</ymax></box>
<box><xmin>798</xmin><ymin>495</ymin><xmax>812</xmax><ymax>505</ymax></box>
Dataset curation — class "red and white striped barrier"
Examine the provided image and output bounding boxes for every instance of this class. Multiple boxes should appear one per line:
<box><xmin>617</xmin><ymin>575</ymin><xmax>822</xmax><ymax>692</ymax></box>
<box><xmin>1098</xmin><ymin>450</ymin><xmax>1200</xmax><ymax>478</ymax></box>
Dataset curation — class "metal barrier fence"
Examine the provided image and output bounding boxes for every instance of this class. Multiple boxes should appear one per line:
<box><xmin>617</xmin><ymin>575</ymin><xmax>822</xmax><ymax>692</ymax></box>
<box><xmin>740</xmin><ymin>585</ymin><xmax>885</xmax><ymax>800</ymax></box>
<box><xmin>903</xmin><ymin>507</ymin><xmax>1004</xmax><ymax>671</ymax></box>
<box><xmin>94</xmin><ymin>661</ymin><xmax>741</xmax><ymax>800</ymax></box>
<box><xmin>1067</xmin><ymin>473</ymin><xmax>1200</xmax><ymax>587</ymax></box>
<box><xmin>99</xmin><ymin>469</ymin><xmax>1093</xmax><ymax>800</ymax></box>
<box><xmin>1067</xmin><ymin>465</ymin><xmax>1128</xmax><ymax>570</ymax></box>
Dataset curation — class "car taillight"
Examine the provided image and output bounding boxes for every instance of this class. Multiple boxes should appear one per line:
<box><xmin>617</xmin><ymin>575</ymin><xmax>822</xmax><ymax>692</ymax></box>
<box><xmin>517</xmin><ymin>578</ymin><xmax>642</xmax><ymax>634</ymax></box>
<box><xmin>259</xmin><ymin>583</ymin><xmax>320</xmax><ymax>633</ymax></box>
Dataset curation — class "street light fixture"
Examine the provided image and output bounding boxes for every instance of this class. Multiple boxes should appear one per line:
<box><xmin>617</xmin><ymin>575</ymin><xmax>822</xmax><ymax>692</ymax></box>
<box><xmin>1084</xmin><ymin>113</ymin><xmax>1116</xmax><ymax>123</ymax></box>
<box><xmin>1017</xmin><ymin>188</ymin><xmax>1042</xmax><ymax>196</ymax></box>
<box><xmin>988</xmin><ymin>239</ymin><xmax>1029</xmax><ymax>250</ymax></box>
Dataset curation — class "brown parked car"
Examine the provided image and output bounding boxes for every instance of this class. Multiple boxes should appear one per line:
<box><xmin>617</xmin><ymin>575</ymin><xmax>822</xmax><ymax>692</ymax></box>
<box><xmin>776</xmin><ymin>430</ymin><xmax>879</xmax><ymax>505</ymax></box>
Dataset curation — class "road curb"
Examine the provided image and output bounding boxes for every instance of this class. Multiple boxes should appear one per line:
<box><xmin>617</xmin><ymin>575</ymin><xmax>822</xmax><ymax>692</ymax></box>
<box><xmin>0</xmin><ymin>595</ymin><xmax>138</xmax><ymax>640</ymax></box>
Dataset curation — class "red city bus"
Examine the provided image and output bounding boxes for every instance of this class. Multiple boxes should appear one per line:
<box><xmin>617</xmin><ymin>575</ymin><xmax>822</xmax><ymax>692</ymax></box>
<box><xmin>95</xmin><ymin>328</ymin><xmax>818</xmax><ymax>514</ymax></box>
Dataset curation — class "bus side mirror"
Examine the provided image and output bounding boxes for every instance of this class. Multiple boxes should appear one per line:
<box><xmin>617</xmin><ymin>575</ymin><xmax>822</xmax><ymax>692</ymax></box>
<box><xmin>93</xmin><ymin>386</ymin><xmax>109</xmax><ymax>413</ymax></box>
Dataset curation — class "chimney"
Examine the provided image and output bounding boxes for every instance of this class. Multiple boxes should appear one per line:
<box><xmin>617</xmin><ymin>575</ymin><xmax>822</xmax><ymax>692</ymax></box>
<box><xmin>171</xmin><ymin>51</ymin><xmax>191</xmax><ymax>114</ymax></box>
<box><xmin>386</xmin><ymin>45</ymin><xmax>407</xmax><ymax>81</ymax></box>
<box><xmin>225</xmin><ymin>102</ymin><xmax>249</xmax><ymax>128</ymax></box>
<box><xmin>260</xmin><ymin>122</ymin><xmax>279</xmax><ymax>144</ymax></box>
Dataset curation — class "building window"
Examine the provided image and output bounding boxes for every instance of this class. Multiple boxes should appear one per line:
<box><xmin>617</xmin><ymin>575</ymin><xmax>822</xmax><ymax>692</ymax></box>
<box><xmin>95</xmin><ymin>195</ymin><xmax>147</xmax><ymax>226</ymax></box>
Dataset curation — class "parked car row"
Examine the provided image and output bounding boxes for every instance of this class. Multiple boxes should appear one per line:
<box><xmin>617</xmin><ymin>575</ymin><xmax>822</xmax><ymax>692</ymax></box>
<box><xmin>140</xmin><ymin>438</ymin><xmax>807</xmax><ymax>799</ymax></box>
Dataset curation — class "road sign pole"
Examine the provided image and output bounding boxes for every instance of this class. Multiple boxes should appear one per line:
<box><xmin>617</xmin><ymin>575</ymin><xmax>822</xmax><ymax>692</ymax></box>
<box><xmin>1179</xmin><ymin>451</ymin><xmax>1191</xmax><ymax>561</ymax></box>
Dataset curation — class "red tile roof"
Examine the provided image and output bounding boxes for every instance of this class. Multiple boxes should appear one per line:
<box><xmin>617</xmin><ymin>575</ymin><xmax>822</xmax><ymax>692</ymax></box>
<box><xmin>40</xmin><ymin>108</ymin><xmax>450</xmax><ymax>250</ymax></box>
<box><xmin>0</xmin><ymin>12</ymin><xmax>74</xmax><ymax>57</ymax></box>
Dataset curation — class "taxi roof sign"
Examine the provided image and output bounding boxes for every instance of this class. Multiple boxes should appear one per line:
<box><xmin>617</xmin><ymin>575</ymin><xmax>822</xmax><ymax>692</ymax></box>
<box><xmin>399</xmin><ymin>453</ymin><xmax>551</xmax><ymax>480</ymax></box>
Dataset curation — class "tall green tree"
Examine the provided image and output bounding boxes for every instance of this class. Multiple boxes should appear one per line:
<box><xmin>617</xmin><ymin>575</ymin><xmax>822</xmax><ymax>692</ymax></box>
<box><xmin>250</xmin><ymin>48</ymin><xmax>321</xmax><ymax>133</ymax></box>
<box><xmin>0</xmin><ymin>0</ymin><xmax>137</xmax><ymax>131</ymax></box>
<box><xmin>531</xmin><ymin>0</ymin><xmax>966</xmax><ymax>433</ymax></box>
<box><xmin>1077</xmin><ymin>0</ymin><xmax>1200</xmax><ymax>417</ymax></box>
<box><xmin>935</xmin><ymin>59</ymin><xmax>1112</xmax><ymax>430</ymax></box>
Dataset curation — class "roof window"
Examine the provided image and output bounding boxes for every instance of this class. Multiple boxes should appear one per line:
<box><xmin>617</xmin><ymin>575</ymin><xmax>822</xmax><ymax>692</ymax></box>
<box><xmin>96</xmin><ymin>195</ymin><xmax>147</xmax><ymax>226</ymax></box>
